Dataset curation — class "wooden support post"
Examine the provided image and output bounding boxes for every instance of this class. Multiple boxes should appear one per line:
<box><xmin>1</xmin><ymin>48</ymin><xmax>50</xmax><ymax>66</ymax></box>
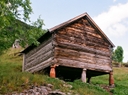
<box><xmin>81</xmin><ymin>68</ymin><xmax>87</xmax><ymax>83</ymax></box>
<box><xmin>50</xmin><ymin>65</ymin><xmax>56</xmax><ymax>78</ymax></box>
<box><xmin>109</xmin><ymin>71</ymin><xmax>115</xmax><ymax>87</ymax></box>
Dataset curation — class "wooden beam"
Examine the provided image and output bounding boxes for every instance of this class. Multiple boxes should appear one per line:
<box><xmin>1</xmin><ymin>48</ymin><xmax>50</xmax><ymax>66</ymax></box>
<box><xmin>25</xmin><ymin>50</ymin><xmax>53</xmax><ymax>70</ymax></box>
<box><xmin>25</xmin><ymin>57</ymin><xmax>53</xmax><ymax>73</ymax></box>
<box><xmin>53</xmin><ymin>41</ymin><xmax>110</xmax><ymax>57</ymax></box>
<box><xmin>56</xmin><ymin>58</ymin><xmax>112</xmax><ymax>72</ymax></box>
<box><xmin>25</xmin><ymin>37</ymin><xmax>52</xmax><ymax>58</ymax></box>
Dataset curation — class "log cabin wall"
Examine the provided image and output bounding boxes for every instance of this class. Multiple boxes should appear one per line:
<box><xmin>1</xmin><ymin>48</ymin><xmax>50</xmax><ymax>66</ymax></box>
<box><xmin>23</xmin><ymin>35</ymin><xmax>54</xmax><ymax>73</ymax></box>
<box><xmin>53</xmin><ymin>17</ymin><xmax>112</xmax><ymax>72</ymax></box>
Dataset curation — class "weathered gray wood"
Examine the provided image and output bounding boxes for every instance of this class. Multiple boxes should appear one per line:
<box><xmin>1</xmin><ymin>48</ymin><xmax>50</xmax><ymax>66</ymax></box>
<box><xmin>25</xmin><ymin>43</ymin><xmax>53</xmax><ymax>63</ymax></box>
<box><xmin>25</xmin><ymin>36</ymin><xmax>52</xmax><ymax>58</ymax></box>
<box><xmin>55</xmin><ymin>47</ymin><xmax>110</xmax><ymax>60</ymax></box>
<box><xmin>56</xmin><ymin>58</ymin><xmax>112</xmax><ymax>72</ymax></box>
<box><xmin>25</xmin><ymin>57</ymin><xmax>54</xmax><ymax>73</ymax></box>
<box><xmin>25</xmin><ymin>42</ymin><xmax>53</xmax><ymax>63</ymax></box>
<box><xmin>25</xmin><ymin>50</ymin><xmax>54</xmax><ymax>70</ymax></box>
<box><xmin>54</xmin><ymin>41</ymin><xmax>110</xmax><ymax>57</ymax></box>
<box><xmin>55</xmin><ymin>35</ymin><xmax>109</xmax><ymax>52</ymax></box>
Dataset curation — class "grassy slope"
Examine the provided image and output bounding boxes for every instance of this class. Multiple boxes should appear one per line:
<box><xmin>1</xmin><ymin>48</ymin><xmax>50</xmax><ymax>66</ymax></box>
<box><xmin>0</xmin><ymin>48</ymin><xmax>128</xmax><ymax>95</ymax></box>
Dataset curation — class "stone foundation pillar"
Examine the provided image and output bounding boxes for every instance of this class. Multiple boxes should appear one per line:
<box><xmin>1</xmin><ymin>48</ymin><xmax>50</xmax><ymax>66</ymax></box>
<box><xmin>81</xmin><ymin>68</ymin><xmax>87</xmax><ymax>83</ymax></box>
<box><xmin>109</xmin><ymin>71</ymin><xmax>115</xmax><ymax>87</ymax></box>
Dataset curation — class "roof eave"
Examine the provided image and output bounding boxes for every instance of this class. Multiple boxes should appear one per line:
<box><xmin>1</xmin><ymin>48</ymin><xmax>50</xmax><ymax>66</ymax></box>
<box><xmin>49</xmin><ymin>12</ymin><xmax>88</xmax><ymax>32</ymax></box>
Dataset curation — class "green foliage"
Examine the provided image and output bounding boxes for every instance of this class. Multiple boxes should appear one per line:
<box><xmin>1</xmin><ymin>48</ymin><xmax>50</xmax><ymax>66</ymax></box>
<box><xmin>0</xmin><ymin>0</ymin><xmax>45</xmax><ymax>54</ymax></box>
<box><xmin>112</xmin><ymin>46</ymin><xmax>124</xmax><ymax>63</ymax></box>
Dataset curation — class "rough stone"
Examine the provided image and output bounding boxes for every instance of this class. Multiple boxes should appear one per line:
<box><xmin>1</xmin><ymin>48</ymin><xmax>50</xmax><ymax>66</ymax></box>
<box><xmin>8</xmin><ymin>84</ymin><xmax>73</xmax><ymax>95</ymax></box>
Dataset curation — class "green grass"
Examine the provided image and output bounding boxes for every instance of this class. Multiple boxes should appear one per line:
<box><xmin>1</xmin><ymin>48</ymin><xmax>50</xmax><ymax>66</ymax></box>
<box><xmin>0</xmin><ymin>48</ymin><xmax>128</xmax><ymax>95</ymax></box>
<box><xmin>91</xmin><ymin>67</ymin><xmax>128</xmax><ymax>95</ymax></box>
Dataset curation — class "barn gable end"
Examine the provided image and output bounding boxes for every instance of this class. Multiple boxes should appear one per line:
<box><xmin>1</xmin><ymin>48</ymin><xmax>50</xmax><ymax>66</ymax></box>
<box><xmin>53</xmin><ymin>17</ymin><xmax>113</xmax><ymax>72</ymax></box>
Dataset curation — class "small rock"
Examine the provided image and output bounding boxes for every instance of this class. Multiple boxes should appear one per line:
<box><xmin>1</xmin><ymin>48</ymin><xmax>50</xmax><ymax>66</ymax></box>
<box><xmin>49</xmin><ymin>90</ymin><xmax>66</xmax><ymax>95</ymax></box>
<box><xmin>35</xmin><ymin>92</ymin><xmax>40</xmax><ymax>95</ymax></box>
<box><xmin>47</xmin><ymin>84</ymin><xmax>53</xmax><ymax>88</ymax></box>
<box><xmin>63</xmin><ymin>84</ymin><xmax>72</xmax><ymax>89</ymax></box>
<box><xmin>45</xmin><ymin>87</ymin><xmax>52</xmax><ymax>91</ymax></box>
<box><xmin>41</xmin><ymin>87</ymin><xmax>48</xmax><ymax>95</ymax></box>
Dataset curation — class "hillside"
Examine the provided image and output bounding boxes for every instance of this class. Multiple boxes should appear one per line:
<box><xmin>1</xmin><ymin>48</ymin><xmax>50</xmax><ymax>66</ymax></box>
<box><xmin>0</xmin><ymin>48</ymin><xmax>128</xmax><ymax>95</ymax></box>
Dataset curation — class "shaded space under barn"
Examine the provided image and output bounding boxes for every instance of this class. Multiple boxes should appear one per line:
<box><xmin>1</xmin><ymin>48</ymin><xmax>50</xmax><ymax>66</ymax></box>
<box><xmin>41</xmin><ymin>66</ymin><xmax>108</xmax><ymax>82</ymax></box>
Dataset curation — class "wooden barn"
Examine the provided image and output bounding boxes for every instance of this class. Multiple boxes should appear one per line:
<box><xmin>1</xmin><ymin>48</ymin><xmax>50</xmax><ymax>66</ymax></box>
<box><xmin>22</xmin><ymin>13</ymin><xmax>115</xmax><ymax>86</ymax></box>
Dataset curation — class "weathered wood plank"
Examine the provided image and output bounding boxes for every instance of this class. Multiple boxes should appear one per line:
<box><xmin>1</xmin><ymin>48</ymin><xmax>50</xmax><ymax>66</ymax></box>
<box><xmin>25</xmin><ymin>42</ymin><xmax>53</xmax><ymax>64</ymax></box>
<box><xmin>55</xmin><ymin>23</ymin><xmax>109</xmax><ymax>52</ymax></box>
<box><xmin>55</xmin><ymin>34</ymin><xmax>85</xmax><ymax>45</ymax></box>
<box><xmin>25</xmin><ymin>36</ymin><xmax>52</xmax><ymax>58</ymax></box>
<box><xmin>25</xmin><ymin>50</ymin><xmax>54</xmax><ymax>70</ymax></box>
<box><xmin>86</xmin><ymin>34</ymin><xmax>109</xmax><ymax>46</ymax></box>
<box><xmin>25</xmin><ymin>57</ymin><xmax>54</xmax><ymax>73</ymax></box>
<box><xmin>69</xmin><ymin>20</ymin><xmax>96</xmax><ymax>32</ymax></box>
<box><xmin>55</xmin><ymin>47</ymin><xmax>111</xmax><ymax>65</ymax></box>
<box><xmin>56</xmin><ymin>30</ymin><xmax>84</xmax><ymax>39</ymax></box>
<box><xmin>56</xmin><ymin>58</ymin><xmax>112</xmax><ymax>72</ymax></box>
<box><xmin>86</xmin><ymin>41</ymin><xmax>109</xmax><ymax>52</ymax></box>
<box><xmin>55</xmin><ymin>47</ymin><xmax>93</xmax><ymax>61</ymax></box>
<box><xmin>53</xmin><ymin>41</ymin><xmax>110</xmax><ymax>57</ymax></box>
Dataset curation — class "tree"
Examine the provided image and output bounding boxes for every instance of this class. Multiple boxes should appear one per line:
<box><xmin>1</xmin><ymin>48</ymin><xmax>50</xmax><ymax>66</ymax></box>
<box><xmin>113</xmin><ymin>46</ymin><xmax>124</xmax><ymax>63</ymax></box>
<box><xmin>0</xmin><ymin>0</ymin><xmax>45</xmax><ymax>54</ymax></box>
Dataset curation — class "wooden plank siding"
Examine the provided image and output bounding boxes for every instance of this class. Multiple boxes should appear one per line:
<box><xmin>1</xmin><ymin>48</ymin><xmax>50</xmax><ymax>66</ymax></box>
<box><xmin>53</xmin><ymin>18</ymin><xmax>112</xmax><ymax>72</ymax></box>
<box><xmin>24</xmin><ymin>36</ymin><xmax>54</xmax><ymax>73</ymax></box>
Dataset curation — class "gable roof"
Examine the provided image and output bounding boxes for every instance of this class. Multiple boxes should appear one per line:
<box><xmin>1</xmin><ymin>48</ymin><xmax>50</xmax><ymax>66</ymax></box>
<box><xmin>49</xmin><ymin>12</ymin><xmax>114</xmax><ymax>47</ymax></box>
<box><xmin>22</xmin><ymin>12</ymin><xmax>114</xmax><ymax>53</ymax></box>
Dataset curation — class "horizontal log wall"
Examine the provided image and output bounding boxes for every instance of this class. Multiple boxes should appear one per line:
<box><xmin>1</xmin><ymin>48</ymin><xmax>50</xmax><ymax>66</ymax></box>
<box><xmin>54</xmin><ymin>47</ymin><xmax>112</xmax><ymax>72</ymax></box>
<box><xmin>54</xmin><ymin>18</ymin><xmax>112</xmax><ymax>72</ymax></box>
<box><xmin>54</xmin><ymin>41</ymin><xmax>110</xmax><ymax>57</ymax></box>
<box><xmin>24</xmin><ymin>36</ymin><xmax>54</xmax><ymax>72</ymax></box>
<box><xmin>25</xmin><ymin>37</ymin><xmax>52</xmax><ymax>58</ymax></box>
<box><xmin>56</xmin><ymin>58</ymin><xmax>112</xmax><ymax>72</ymax></box>
<box><xmin>26</xmin><ymin>57</ymin><xmax>54</xmax><ymax>73</ymax></box>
